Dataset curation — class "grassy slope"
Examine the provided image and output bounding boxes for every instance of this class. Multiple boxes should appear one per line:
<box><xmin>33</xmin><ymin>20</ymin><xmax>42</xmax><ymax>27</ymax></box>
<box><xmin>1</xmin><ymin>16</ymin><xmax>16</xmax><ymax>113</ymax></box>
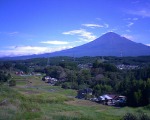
<box><xmin>0</xmin><ymin>75</ymin><xmax>149</xmax><ymax>120</ymax></box>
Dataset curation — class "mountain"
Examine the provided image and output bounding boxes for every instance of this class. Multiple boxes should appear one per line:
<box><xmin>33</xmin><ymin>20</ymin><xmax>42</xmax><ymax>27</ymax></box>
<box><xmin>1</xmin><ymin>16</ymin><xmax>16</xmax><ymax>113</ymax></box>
<box><xmin>1</xmin><ymin>32</ymin><xmax>150</xmax><ymax>60</ymax></box>
<box><xmin>44</xmin><ymin>32</ymin><xmax>150</xmax><ymax>57</ymax></box>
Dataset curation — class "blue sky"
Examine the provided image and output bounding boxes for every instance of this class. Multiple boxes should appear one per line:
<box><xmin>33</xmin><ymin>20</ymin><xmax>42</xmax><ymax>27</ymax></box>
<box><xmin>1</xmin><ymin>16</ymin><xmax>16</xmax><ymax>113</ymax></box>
<box><xmin>0</xmin><ymin>0</ymin><xmax>150</xmax><ymax>57</ymax></box>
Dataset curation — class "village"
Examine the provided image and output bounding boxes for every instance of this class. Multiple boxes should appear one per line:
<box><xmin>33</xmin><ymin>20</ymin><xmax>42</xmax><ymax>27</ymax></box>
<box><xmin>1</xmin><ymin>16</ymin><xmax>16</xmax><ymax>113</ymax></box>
<box><xmin>14</xmin><ymin>62</ymin><xmax>131</xmax><ymax>108</ymax></box>
<box><xmin>41</xmin><ymin>75</ymin><xmax>126</xmax><ymax>107</ymax></box>
<box><xmin>76</xmin><ymin>88</ymin><xmax>126</xmax><ymax>107</ymax></box>
<box><xmin>13</xmin><ymin>58</ymin><xmax>147</xmax><ymax>109</ymax></box>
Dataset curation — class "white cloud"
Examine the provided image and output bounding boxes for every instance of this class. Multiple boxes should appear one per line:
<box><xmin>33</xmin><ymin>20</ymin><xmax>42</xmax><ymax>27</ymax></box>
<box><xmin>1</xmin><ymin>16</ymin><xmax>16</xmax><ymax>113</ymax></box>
<box><xmin>7</xmin><ymin>46</ymin><xmax>51</xmax><ymax>55</ymax></box>
<box><xmin>8</xmin><ymin>32</ymin><xmax>19</xmax><ymax>34</ymax></box>
<box><xmin>122</xmin><ymin>34</ymin><xmax>135</xmax><ymax>40</ymax></box>
<box><xmin>82</xmin><ymin>24</ymin><xmax>103</xmax><ymax>28</ymax></box>
<box><xmin>124</xmin><ymin>18</ymin><xmax>131</xmax><ymax>21</ymax></box>
<box><xmin>126</xmin><ymin>29</ymin><xmax>131</xmax><ymax>32</ymax></box>
<box><xmin>129</xmin><ymin>9</ymin><xmax>150</xmax><ymax>17</ymax></box>
<box><xmin>82</xmin><ymin>23</ymin><xmax>109</xmax><ymax>29</ymax></box>
<box><xmin>0</xmin><ymin>45</ymin><xmax>73</xmax><ymax>57</ymax></box>
<box><xmin>133</xmin><ymin>18</ymin><xmax>138</xmax><ymax>21</ymax></box>
<box><xmin>104</xmin><ymin>23</ymin><xmax>109</xmax><ymax>28</ymax></box>
<box><xmin>40</xmin><ymin>40</ymin><xmax>69</xmax><ymax>45</ymax></box>
<box><xmin>62</xmin><ymin>29</ymin><xmax>97</xmax><ymax>42</ymax></box>
<box><xmin>8</xmin><ymin>32</ymin><xmax>19</xmax><ymax>36</ymax></box>
<box><xmin>96</xmin><ymin>18</ymin><xmax>102</xmax><ymax>21</ymax></box>
<box><xmin>124</xmin><ymin>17</ymin><xmax>139</xmax><ymax>21</ymax></box>
<box><xmin>146</xmin><ymin>44</ymin><xmax>150</xmax><ymax>46</ymax></box>
<box><xmin>127</xmin><ymin>22</ymin><xmax>134</xmax><ymax>27</ymax></box>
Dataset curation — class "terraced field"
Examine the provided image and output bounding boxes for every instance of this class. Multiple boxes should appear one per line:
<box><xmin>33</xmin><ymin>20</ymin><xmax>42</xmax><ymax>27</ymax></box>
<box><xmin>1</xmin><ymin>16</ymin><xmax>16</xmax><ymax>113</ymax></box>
<box><xmin>0</xmin><ymin>74</ymin><xmax>150</xmax><ymax>120</ymax></box>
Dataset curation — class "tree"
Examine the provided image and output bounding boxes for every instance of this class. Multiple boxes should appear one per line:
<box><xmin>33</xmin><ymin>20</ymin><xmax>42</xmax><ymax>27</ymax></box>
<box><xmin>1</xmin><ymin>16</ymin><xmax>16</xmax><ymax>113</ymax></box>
<box><xmin>0</xmin><ymin>71</ymin><xmax>11</xmax><ymax>84</ymax></box>
<box><xmin>134</xmin><ymin>90</ymin><xmax>142</xmax><ymax>106</ymax></box>
<box><xmin>147</xmin><ymin>79</ymin><xmax>150</xmax><ymax>104</ymax></box>
<box><xmin>77</xmin><ymin>69</ymin><xmax>91</xmax><ymax>85</ymax></box>
<box><xmin>15</xmin><ymin>64</ymin><xmax>29</xmax><ymax>73</ymax></box>
<box><xmin>44</xmin><ymin>66</ymin><xmax>66</xmax><ymax>79</ymax></box>
<box><xmin>66</xmin><ymin>70</ymin><xmax>77</xmax><ymax>83</ymax></box>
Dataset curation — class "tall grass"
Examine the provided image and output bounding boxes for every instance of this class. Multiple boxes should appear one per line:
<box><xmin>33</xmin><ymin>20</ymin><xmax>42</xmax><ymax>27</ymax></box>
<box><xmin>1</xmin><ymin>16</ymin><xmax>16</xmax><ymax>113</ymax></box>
<box><xmin>0</xmin><ymin>85</ymin><xmax>75</xmax><ymax>120</ymax></box>
<box><xmin>0</xmin><ymin>84</ymin><xmax>150</xmax><ymax>120</ymax></box>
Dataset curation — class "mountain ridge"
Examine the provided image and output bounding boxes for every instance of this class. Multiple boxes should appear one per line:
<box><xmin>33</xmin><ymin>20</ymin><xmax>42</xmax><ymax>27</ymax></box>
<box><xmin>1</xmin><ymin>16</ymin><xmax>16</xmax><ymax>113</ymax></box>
<box><xmin>46</xmin><ymin>32</ymin><xmax>150</xmax><ymax>57</ymax></box>
<box><xmin>1</xmin><ymin>32</ymin><xmax>150</xmax><ymax>60</ymax></box>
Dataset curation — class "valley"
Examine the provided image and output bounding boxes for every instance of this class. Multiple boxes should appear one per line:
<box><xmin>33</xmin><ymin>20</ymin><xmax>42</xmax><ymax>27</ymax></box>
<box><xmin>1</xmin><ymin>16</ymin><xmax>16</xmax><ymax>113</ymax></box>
<box><xmin>0</xmin><ymin>56</ymin><xmax>150</xmax><ymax>120</ymax></box>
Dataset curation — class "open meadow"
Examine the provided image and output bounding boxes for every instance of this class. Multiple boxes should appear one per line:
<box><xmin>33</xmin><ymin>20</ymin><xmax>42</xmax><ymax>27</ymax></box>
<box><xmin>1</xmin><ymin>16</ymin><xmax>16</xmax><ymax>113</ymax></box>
<box><xmin>0</xmin><ymin>74</ymin><xmax>150</xmax><ymax>120</ymax></box>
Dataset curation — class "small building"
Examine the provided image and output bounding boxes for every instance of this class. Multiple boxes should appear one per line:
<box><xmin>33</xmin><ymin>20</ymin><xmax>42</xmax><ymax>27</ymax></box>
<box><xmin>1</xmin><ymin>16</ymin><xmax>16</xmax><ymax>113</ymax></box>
<box><xmin>42</xmin><ymin>76</ymin><xmax>58</xmax><ymax>85</ymax></box>
<box><xmin>98</xmin><ymin>94</ymin><xmax>126</xmax><ymax>106</ymax></box>
<box><xmin>116</xmin><ymin>64</ymin><xmax>139</xmax><ymax>70</ymax></box>
<box><xmin>15</xmin><ymin>71</ymin><xmax>24</xmax><ymax>75</ymax></box>
<box><xmin>114</xmin><ymin>96</ymin><xmax>126</xmax><ymax>107</ymax></box>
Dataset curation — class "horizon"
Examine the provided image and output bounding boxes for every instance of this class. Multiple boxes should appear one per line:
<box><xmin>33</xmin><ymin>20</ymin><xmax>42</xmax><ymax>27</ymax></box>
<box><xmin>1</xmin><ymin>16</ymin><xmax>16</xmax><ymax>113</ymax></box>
<box><xmin>0</xmin><ymin>0</ymin><xmax>150</xmax><ymax>57</ymax></box>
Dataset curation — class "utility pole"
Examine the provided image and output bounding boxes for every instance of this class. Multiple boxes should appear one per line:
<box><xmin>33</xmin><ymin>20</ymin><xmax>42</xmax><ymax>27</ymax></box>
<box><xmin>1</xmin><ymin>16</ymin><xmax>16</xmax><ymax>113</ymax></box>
<box><xmin>47</xmin><ymin>57</ymin><xmax>50</xmax><ymax>66</ymax></box>
<box><xmin>120</xmin><ymin>51</ymin><xmax>123</xmax><ymax>57</ymax></box>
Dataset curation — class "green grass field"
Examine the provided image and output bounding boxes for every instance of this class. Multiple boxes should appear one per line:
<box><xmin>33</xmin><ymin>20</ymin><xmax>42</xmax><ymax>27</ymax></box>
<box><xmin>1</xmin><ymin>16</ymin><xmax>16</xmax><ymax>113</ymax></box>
<box><xmin>0</xmin><ymin>74</ymin><xmax>150</xmax><ymax>120</ymax></box>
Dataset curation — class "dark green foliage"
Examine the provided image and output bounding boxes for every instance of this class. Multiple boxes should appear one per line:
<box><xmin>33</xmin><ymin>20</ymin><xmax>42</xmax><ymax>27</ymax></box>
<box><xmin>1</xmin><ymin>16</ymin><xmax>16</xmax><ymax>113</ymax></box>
<box><xmin>62</xmin><ymin>82</ymin><xmax>71</xmax><ymax>89</ymax></box>
<box><xmin>44</xmin><ymin>66</ymin><xmax>66</xmax><ymax>79</ymax></box>
<box><xmin>3</xmin><ymin>62</ymin><xmax>12</xmax><ymax>69</ymax></box>
<box><xmin>93</xmin><ymin>84</ymin><xmax>112</xmax><ymax>96</ymax></box>
<box><xmin>9</xmin><ymin>80</ymin><xmax>16</xmax><ymax>86</ymax></box>
<box><xmin>53</xmin><ymin>115</ymin><xmax>92</xmax><ymax>120</ymax></box>
<box><xmin>66</xmin><ymin>70</ymin><xmax>77</xmax><ymax>83</ymax></box>
<box><xmin>123</xmin><ymin>113</ymin><xmax>138</xmax><ymax>120</ymax></box>
<box><xmin>14</xmin><ymin>63</ymin><xmax>29</xmax><ymax>73</ymax></box>
<box><xmin>59</xmin><ymin>61</ymin><xmax>77</xmax><ymax>70</ymax></box>
<box><xmin>139</xmin><ymin>113</ymin><xmax>150</xmax><ymax>120</ymax></box>
<box><xmin>61</xmin><ymin>82</ymin><xmax>78</xmax><ymax>90</ymax></box>
<box><xmin>93</xmin><ymin>60</ymin><xmax>118</xmax><ymax>72</ymax></box>
<box><xmin>123</xmin><ymin>113</ymin><xmax>150</xmax><ymax>120</ymax></box>
<box><xmin>77</xmin><ymin>69</ymin><xmax>91</xmax><ymax>85</ymax></box>
<box><xmin>0</xmin><ymin>71</ymin><xmax>11</xmax><ymax>83</ymax></box>
<box><xmin>118</xmin><ymin>79</ymin><xmax>149</xmax><ymax>107</ymax></box>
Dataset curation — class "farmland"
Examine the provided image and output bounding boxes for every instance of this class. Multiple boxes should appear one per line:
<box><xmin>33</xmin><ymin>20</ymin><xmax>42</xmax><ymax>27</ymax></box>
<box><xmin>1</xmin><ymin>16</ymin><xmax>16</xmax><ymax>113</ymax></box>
<box><xmin>0</xmin><ymin>74</ymin><xmax>150</xmax><ymax>120</ymax></box>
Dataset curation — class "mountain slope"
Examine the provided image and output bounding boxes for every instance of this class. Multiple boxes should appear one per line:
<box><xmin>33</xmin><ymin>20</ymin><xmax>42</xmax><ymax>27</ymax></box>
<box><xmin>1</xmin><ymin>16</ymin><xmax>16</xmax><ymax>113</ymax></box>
<box><xmin>47</xmin><ymin>32</ymin><xmax>150</xmax><ymax>57</ymax></box>
<box><xmin>1</xmin><ymin>32</ymin><xmax>150</xmax><ymax>60</ymax></box>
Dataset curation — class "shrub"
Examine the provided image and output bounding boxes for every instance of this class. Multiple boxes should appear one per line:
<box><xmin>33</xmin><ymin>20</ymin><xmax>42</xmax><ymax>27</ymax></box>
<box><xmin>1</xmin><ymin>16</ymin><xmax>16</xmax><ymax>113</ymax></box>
<box><xmin>139</xmin><ymin>113</ymin><xmax>150</xmax><ymax>120</ymax></box>
<box><xmin>123</xmin><ymin>113</ymin><xmax>138</xmax><ymax>120</ymax></box>
<box><xmin>123</xmin><ymin>113</ymin><xmax>150</xmax><ymax>120</ymax></box>
<box><xmin>9</xmin><ymin>80</ymin><xmax>16</xmax><ymax>86</ymax></box>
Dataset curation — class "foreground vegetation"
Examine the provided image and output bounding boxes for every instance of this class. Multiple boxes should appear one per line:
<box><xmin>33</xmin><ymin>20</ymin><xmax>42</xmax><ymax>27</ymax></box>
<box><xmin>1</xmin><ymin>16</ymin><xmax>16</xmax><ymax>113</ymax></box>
<box><xmin>0</xmin><ymin>74</ymin><xmax>150</xmax><ymax>120</ymax></box>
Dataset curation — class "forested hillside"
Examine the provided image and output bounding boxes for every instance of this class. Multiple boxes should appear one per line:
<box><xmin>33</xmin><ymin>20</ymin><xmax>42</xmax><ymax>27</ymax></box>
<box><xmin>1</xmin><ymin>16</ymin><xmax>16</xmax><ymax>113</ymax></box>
<box><xmin>1</xmin><ymin>56</ymin><xmax>150</xmax><ymax>107</ymax></box>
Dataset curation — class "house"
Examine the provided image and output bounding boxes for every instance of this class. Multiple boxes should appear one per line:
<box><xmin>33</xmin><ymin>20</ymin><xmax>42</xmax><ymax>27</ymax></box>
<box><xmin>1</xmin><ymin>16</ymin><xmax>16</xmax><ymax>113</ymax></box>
<box><xmin>77</xmin><ymin>63</ymin><xmax>92</xmax><ymax>69</ymax></box>
<box><xmin>98</xmin><ymin>94</ymin><xmax>115</xmax><ymax>105</ymax></box>
<box><xmin>42</xmin><ymin>76</ymin><xmax>58</xmax><ymax>85</ymax></box>
<box><xmin>15</xmin><ymin>71</ymin><xmax>24</xmax><ymax>75</ymax></box>
<box><xmin>90</xmin><ymin>97</ymin><xmax>99</xmax><ymax>102</ymax></box>
<box><xmin>114</xmin><ymin>95</ymin><xmax>126</xmax><ymax>107</ymax></box>
<box><xmin>98</xmin><ymin>94</ymin><xmax>126</xmax><ymax>106</ymax></box>
<box><xmin>116</xmin><ymin>64</ymin><xmax>139</xmax><ymax>70</ymax></box>
<box><xmin>76</xmin><ymin>88</ymin><xmax>93</xmax><ymax>99</ymax></box>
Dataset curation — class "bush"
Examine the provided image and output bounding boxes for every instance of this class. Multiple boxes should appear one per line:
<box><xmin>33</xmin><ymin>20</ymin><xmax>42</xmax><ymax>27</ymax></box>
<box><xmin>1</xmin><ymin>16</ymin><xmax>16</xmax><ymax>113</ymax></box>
<box><xmin>9</xmin><ymin>80</ymin><xmax>16</xmax><ymax>86</ymax></box>
<box><xmin>123</xmin><ymin>113</ymin><xmax>138</xmax><ymax>120</ymax></box>
<box><xmin>139</xmin><ymin>113</ymin><xmax>150</xmax><ymax>120</ymax></box>
<box><xmin>61</xmin><ymin>83</ymin><xmax>71</xmax><ymax>89</ymax></box>
<box><xmin>123</xmin><ymin>113</ymin><xmax>150</xmax><ymax>120</ymax></box>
